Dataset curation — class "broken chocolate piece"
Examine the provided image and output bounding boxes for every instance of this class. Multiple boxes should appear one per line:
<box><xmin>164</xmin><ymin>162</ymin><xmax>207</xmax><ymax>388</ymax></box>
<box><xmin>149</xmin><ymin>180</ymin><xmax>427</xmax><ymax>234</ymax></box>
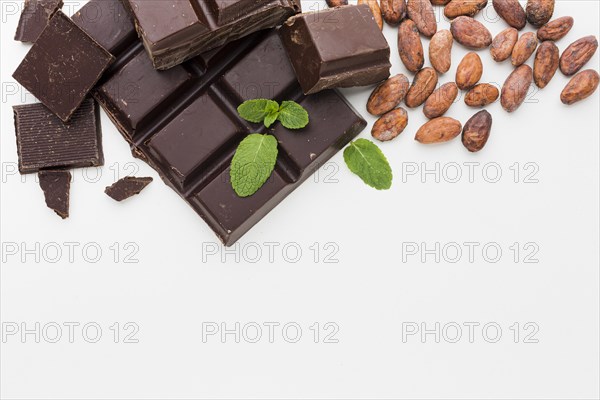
<box><xmin>74</xmin><ymin>0</ymin><xmax>367</xmax><ymax>246</ymax></box>
<box><xmin>13</xmin><ymin>98</ymin><xmax>104</xmax><ymax>174</ymax></box>
<box><xmin>14</xmin><ymin>0</ymin><xmax>63</xmax><ymax>43</ymax></box>
<box><xmin>279</xmin><ymin>5</ymin><xmax>391</xmax><ymax>95</ymax></box>
<box><xmin>105</xmin><ymin>177</ymin><xmax>153</xmax><ymax>202</ymax></box>
<box><xmin>13</xmin><ymin>11</ymin><xmax>114</xmax><ymax>122</ymax></box>
<box><xmin>124</xmin><ymin>0</ymin><xmax>301</xmax><ymax>70</ymax></box>
<box><xmin>38</xmin><ymin>170</ymin><xmax>71</xmax><ymax>219</ymax></box>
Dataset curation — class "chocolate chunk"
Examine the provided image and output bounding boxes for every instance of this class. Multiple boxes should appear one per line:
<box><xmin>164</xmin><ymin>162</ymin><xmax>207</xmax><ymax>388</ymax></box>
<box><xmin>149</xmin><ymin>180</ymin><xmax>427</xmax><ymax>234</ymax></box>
<box><xmin>13</xmin><ymin>98</ymin><xmax>104</xmax><ymax>174</ymax></box>
<box><xmin>280</xmin><ymin>5</ymin><xmax>391</xmax><ymax>95</ymax></box>
<box><xmin>105</xmin><ymin>177</ymin><xmax>153</xmax><ymax>202</ymax></box>
<box><xmin>124</xmin><ymin>0</ymin><xmax>301</xmax><ymax>70</ymax></box>
<box><xmin>14</xmin><ymin>0</ymin><xmax>63</xmax><ymax>42</ymax></box>
<box><xmin>38</xmin><ymin>170</ymin><xmax>71</xmax><ymax>219</ymax></box>
<box><xmin>74</xmin><ymin>0</ymin><xmax>366</xmax><ymax>246</ymax></box>
<box><xmin>13</xmin><ymin>11</ymin><xmax>114</xmax><ymax>122</ymax></box>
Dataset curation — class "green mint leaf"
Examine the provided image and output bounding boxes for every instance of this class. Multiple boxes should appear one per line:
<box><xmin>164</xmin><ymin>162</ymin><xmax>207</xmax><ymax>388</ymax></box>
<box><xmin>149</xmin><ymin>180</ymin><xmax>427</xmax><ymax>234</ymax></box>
<box><xmin>343</xmin><ymin>139</ymin><xmax>393</xmax><ymax>190</ymax></box>
<box><xmin>230</xmin><ymin>134</ymin><xmax>278</xmax><ymax>197</ymax></box>
<box><xmin>264</xmin><ymin>111</ymin><xmax>278</xmax><ymax>128</ymax></box>
<box><xmin>237</xmin><ymin>99</ymin><xmax>280</xmax><ymax>124</ymax></box>
<box><xmin>277</xmin><ymin>101</ymin><xmax>309</xmax><ymax>129</ymax></box>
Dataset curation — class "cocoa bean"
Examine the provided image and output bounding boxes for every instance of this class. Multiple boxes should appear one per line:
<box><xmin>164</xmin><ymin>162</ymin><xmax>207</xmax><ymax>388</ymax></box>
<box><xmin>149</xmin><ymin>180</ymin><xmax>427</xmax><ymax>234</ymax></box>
<box><xmin>450</xmin><ymin>16</ymin><xmax>492</xmax><ymax>49</ymax></box>
<box><xmin>405</xmin><ymin>67</ymin><xmax>438</xmax><ymax>108</ymax></box>
<box><xmin>560</xmin><ymin>69</ymin><xmax>600</xmax><ymax>105</ymax></box>
<box><xmin>559</xmin><ymin>35</ymin><xmax>598</xmax><ymax>76</ymax></box>
<box><xmin>407</xmin><ymin>0</ymin><xmax>437</xmax><ymax>37</ymax></box>
<box><xmin>367</xmin><ymin>74</ymin><xmax>410</xmax><ymax>115</ymax></box>
<box><xmin>526</xmin><ymin>0</ymin><xmax>554</xmax><ymax>27</ymax></box>
<box><xmin>444</xmin><ymin>0</ymin><xmax>488</xmax><ymax>19</ymax></box>
<box><xmin>398</xmin><ymin>19</ymin><xmax>425</xmax><ymax>72</ymax></box>
<box><xmin>381</xmin><ymin>0</ymin><xmax>407</xmax><ymax>24</ymax></box>
<box><xmin>492</xmin><ymin>0</ymin><xmax>526</xmax><ymax>30</ymax></box>
<box><xmin>533</xmin><ymin>41</ymin><xmax>559</xmax><ymax>88</ymax></box>
<box><xmin>429</xmin><ymin>30</ymin><xmax>453</xmax><ymax>74</ymax></box>
<box><xmin>537</xmin><ymin>16</ymin><xmax>573</xmax><ymax>41</ymax></box>
<box><xmin>456</xmin><ymin>52</ymin><xmax>483</xmax><ymax>90</ymax></box>
<box><xmin>464</xmin><ymin>83</ymin><xmax>500</xmax><ymax>107</ymax></box>
<box><xmin>372</xmin><ymin>108</ymin><xmax>409</xmax><ymax>141</ymax></box>
<box><xmin>326</xmin><ymin>0</ymin><xmax>348</xmax><ymax>6</ymax></box>
<box><xmin>423</xmin><ymin>82</ymin><xmax>459</xmax><ymax>118</ymax></box>
<box><xmin>462</xmin><ymin>110</ymin><xmax>492</xmax><ymax>152</ymax></box>
<box><xmin>511</xmin><ymin>32</ymin><xmax>538</xmax><ymax>66</ymax></box>
<box><xmin>501</xmin><ymin>64</ymin><xmax>533</xmax><ymax>112</ymax></box>
<box><xmin>415</xmin><ymin>117</ymin><xmax>462</xmax><ymax>144</ymax></box>
<box><xmin>491</xmin><ymin>27</ymin><xmax>518</xmax><ymax>62</ymax></box>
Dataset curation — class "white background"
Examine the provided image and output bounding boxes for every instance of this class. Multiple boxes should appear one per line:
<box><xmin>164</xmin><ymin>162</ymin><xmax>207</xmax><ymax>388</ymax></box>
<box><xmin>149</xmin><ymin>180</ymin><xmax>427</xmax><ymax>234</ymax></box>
<box><xmin>1</xmin><ymin>0</ymin><xmax>599</xmax><ymax>399</ymax></box>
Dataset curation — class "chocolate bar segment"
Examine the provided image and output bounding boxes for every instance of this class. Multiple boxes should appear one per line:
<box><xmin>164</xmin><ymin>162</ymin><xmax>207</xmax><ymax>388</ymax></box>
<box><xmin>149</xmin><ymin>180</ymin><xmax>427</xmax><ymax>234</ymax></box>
<box><xmin>38</xmin><ymin>170</ymin><xmax>71</xmax><ymax>219</ymax></box>
<box><xmin>105</xmin><ymin>177</ymin><xmax>153</xmax><ymax>202</ymax></box>
<box><xmin>124</xmin><ymin>0</ymin><xmax>301</xmax><ymax>69</ymax></box>
<box><xmin>13</xmin><ymin>11</ymin><xmax>114</xmax><ymax>122</ymax></box>
<box><xmin>13</xmin><ymin>99</ymin><xmax>104</xmax><ymax>174</ymax></box>
<box><xmin>14</xmin><ymin>0</ymin><xmax>63</xmax><ymax>42</ymax></box>
<box><xmin>74</xmin><ymin>0</ymin><xmax>366</xmax><ymax>246</ymax></box>
<box><xmin>280</xmin><ymin>5</ymin><xmax>391</xmax><ymax>94</ymax></box>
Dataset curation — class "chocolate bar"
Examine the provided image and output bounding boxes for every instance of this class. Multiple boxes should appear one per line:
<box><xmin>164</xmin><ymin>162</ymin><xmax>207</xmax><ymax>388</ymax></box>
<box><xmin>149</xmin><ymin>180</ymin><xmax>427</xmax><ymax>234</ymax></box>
<box><xmin>280</xmin><ymin>5</ymin><xmax>391</xmax><ymax>94</ymax></box>
<box><xmin>124</xmin><ymin>0</ymin><xmax>301</xmax><ymax>70</ymax></box>
<box><xmin>13</xmin><ymin>11</ymin><xmax>114</xmax><ymax>122</ymax></box>
<box><xmin>38</xmin><ymin>170</ymin><xmax>71</xmax><ymax>219</ymax></box>
<box><xmin>13</xmin><ymin>99</ymin><xmax>104</xmax><ymax>174</ymax></box>
<box><xmin>14</xmin><ymin>0</ymin><xmax>63</xmax><ymax>42</ymax></box>
<box><xmin>105</xmin><ymin>177</ymin><xmax>153</xmax><ymax>202</ymax></box>
<box><xmin>74</xmin><ymin>0</ymin><xmax>366</xmax><ymax>245</ymax></box>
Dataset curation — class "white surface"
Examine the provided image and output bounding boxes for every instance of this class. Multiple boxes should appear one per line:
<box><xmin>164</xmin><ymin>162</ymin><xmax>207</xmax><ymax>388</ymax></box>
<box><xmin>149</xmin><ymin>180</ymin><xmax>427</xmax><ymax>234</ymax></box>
<box><xmin>1</xmin><ymin>1</ymin><xmax>599</xmax><ymax>399</ymax></box>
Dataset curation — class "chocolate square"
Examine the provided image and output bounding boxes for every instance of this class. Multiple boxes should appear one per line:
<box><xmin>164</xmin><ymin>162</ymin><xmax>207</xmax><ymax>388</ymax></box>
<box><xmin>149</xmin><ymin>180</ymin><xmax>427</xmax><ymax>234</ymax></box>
<box><xmin>13</xmin><ymin>11</ymin><xmax>114</xmax><ymax>122</ymax></box>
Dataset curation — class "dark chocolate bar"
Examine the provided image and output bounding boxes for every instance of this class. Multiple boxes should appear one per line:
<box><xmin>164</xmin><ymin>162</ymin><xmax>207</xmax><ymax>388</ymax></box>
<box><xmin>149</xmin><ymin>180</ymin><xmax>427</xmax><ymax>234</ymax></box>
<box><xmin>105</xmin><ymin>177</ymin><xmax>153</xmax><ymax>202</ymax></box>
<box><xmin>280</xmin><ymin>5</ymin><xmax>391</xmax><ymax>94</ymax></box>
<box><xmin>124</xmin><ymin>0</ymin><xmax>301</xmax><ymax>70</ymax></box>
<box><xmin>14</xmin><ymin>0</ymin><xmax>63</xmax><ymax>43</ymax></box>
<box><xmin>38</xmin><ymin>170</ymin><xmax>71</xmax><ymax>219</ymax></box>
<box><xmin>13</xmin><ymin>98</ymin><xmax>104</xmax><ymax>174</ymax></box>
<box><xmin>74</xmin><ymin>0</ymin><xmax>366</xmax><ymax>246</ymax></box>
<box><xmin>13</xmin><ymin>11</ymin><xmax>114</xmax><ymax>122</ymax></box>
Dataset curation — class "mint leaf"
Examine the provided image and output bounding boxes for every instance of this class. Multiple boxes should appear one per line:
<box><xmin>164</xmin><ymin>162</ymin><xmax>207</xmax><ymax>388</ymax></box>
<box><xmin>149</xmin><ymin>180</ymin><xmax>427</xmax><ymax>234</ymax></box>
<box><xmin>264</xmin><ymin>111</ymin><xmax>278</xmax><ymax>128</ymax></box>
<box><xmin>277</xmin><ymin>101</ymin><xmax>309</xmax><ymax>129</ymax></box>
<box><xmin>230</xmin><ymin>134</ymin><xmax>278</xmax><ymax>197</ymax></box>
<box><xmin>237</xmin><ymin>99</ymin><xmax>280</xmax><ymax>124</ymax></box>
<box><xmin>343</xmin><ymin>139</ymin><xmax>392</xmax><ymax>190</ymax></box>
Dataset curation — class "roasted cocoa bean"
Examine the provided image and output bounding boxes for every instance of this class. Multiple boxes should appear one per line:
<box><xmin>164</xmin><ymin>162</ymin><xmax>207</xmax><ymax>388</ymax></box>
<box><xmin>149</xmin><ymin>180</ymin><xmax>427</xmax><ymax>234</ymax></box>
<box><xmin>367</xmin><ymin>74</ymin><xmax>410</xmax><ymax>115</ymax></box>
<box><xmin>462</xmin><ymin>110</ymin><xmax>492</xmax><ymax>152</ymax></box>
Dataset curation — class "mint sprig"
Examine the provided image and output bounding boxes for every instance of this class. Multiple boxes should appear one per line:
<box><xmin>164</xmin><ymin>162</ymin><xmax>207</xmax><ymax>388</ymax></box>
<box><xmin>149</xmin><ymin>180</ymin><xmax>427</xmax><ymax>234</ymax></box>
<box><xmin>343</xmin><ymin>139</ymin><xmax>393</xmax><ymax>190</ymax></box>
<box><xmin>238</xmin><ymin>99</ymin><xmax>309</xmax><ymax>129</ymax></box>
<box><xmin>230</xmin><ymin>134</ymin><xmax>278</xmax><ymax>197</ymax></box>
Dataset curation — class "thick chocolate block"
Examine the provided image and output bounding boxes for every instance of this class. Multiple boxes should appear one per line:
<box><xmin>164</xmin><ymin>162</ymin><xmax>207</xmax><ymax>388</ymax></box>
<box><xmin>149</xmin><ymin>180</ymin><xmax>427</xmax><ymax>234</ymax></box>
<box><xmin>280</xmin><ymin>5</ymin><xmax>391</xmax><ymax>94</ymax></box>
<box><xmin>124</xmin><ymin>0</ymin><xmax>301</xmax><ymax>70</ymax></box>
<box><xmin>13</xmin><ymin>99</ymin><xmax>104</xmax><ymax>174</ymax></box>
<box><xmin>74</xmin><ymin>0</ymin><xmax>366</xmax><ymax>246</ymax></box>
<box><xmin>14</xmin><ymin>0</ymin><xmax>63</xmax><ymax>42</ymax></box>
<box><xmin>13</xmin><ymin>11</ymin><xmax>114</xmax><ymax>122</ymax></box>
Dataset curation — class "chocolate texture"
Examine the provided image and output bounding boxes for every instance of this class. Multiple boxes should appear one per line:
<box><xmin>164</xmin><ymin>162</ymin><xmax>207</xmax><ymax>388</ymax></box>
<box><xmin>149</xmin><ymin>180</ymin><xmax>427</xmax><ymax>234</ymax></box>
<box><xmin>14</xmin><ymin>0</ymin><xmax>63</xmax><ymax>42</ymax></box>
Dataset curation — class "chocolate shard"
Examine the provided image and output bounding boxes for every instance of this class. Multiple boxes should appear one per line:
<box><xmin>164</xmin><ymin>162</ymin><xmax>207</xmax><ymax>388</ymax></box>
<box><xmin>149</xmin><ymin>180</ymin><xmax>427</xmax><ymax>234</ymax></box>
<box><xmin>105</xmin><ymin>177</ymin><xmax>153</xmax><ymax>202</ymax></box>
<box><xmin>14</xmin><ymin>0</ymin><xmax>63</xmax><ymax>43</ymax></box>
<box><xmin>74</xmin><ymin>0</ymin><xmax>366</xmax><ymax>246</ymax></box>
<box><xmin>13</xmin><ymin>11</ymin><xmax>114</xmax><ymax>122</ymax></box>
<box><xmin>279</xmin><ymin>5</ymin><xmax>391</xmax><ymax>95</ymax></box>
<box><xmin>124</xmin><ymin>0</ymin><xmax>301</xmax><ymax>70</ymax></box>
<box><xmin>38</xmin><ymin>170</ymin><xmax>71</xmax><ymax>219</ymax></box>
<box><xmin>13</xmin><ymin>98</ymin><xmax>104</xmax><ymax>174</ymax></box>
